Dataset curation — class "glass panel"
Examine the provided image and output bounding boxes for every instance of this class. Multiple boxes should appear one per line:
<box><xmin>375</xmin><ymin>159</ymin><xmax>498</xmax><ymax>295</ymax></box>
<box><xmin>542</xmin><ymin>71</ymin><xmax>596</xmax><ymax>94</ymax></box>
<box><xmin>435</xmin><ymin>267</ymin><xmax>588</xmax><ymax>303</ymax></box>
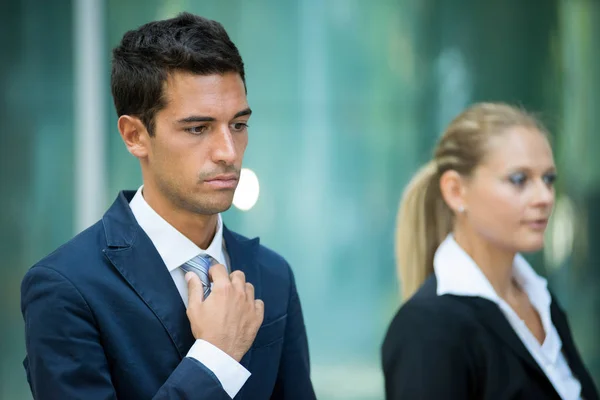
<box><xmin>551</xmin><ymin>0</ymin><xmax>600</xmax><ymax>383</ymax></box>
<box><xmin>3</xmin><ymin>1</ymin><xmax>598</xmax><ymax>398</ymax></box>
<box><xmin>0</xmin><ymin>1</ymin><xmax>74</xmax><ymax>399</ymax></box>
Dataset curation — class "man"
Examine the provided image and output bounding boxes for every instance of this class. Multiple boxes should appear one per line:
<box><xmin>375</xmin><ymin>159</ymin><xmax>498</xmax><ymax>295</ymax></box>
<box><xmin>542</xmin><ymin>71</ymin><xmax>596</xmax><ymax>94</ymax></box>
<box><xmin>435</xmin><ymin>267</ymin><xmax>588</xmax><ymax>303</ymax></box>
<box><xmin>21</xmin><ymin>12</ymin><xmax>316</xmax><ymax>400</ymax></box>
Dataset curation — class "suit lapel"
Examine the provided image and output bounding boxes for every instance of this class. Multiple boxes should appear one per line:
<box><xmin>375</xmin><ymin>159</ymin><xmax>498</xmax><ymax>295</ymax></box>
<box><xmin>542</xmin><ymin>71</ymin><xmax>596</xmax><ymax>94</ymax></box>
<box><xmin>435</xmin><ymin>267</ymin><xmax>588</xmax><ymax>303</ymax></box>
<box><xmin>223</xmin><ymin>226</ymin><xmax>261</xmax><ymax>295</ymax></box>
<box><xmin>222</xmin><ymin>226</ymin><xmax>260</xmax><ymax>375</ymax></box>
<box><xmin>102</xmin><ymin>191</ymin><xmax>195</xmax><ymax>359</ymax></box>
<box><xmin>473</xmin><ymin>297</ymin><xmax>599</xmax><ymax>399</ymax></box>
<box><xmin>551</xmin><ymin>301</ymin><xmax>600</xmax><ymax>400</ymax></box>
<box><xmin>469</xmin><ymin>298</ymin><xmax>553</xmax><ymax>382</ymax></box>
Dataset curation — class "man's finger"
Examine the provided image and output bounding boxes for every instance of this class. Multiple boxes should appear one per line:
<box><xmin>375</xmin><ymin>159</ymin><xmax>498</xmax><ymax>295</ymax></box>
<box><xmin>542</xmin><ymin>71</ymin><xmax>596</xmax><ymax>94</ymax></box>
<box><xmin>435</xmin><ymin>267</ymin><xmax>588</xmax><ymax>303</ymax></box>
<box><xmin>254</xmin><ymin>299</ymin><xmax>265</xmax><ymax>321</ymax></box>
<box><xmin>186</xmin><ymin>272</ymin><xmax>204</xmax><ymax>303</ymax></box>
<box><xmin>245</xmin><ymin>282</ymin><xmax>255</xmax><ymax>301</ymax></box>
<box><xmin>208</xmin><ymin>264</ymin><xmax>230</xmax><ymax>284</ymax></box>
<box><xmin>230</xmin><ymin>270</ymin><xmax>246</xmax><ymax>293</ymax></box>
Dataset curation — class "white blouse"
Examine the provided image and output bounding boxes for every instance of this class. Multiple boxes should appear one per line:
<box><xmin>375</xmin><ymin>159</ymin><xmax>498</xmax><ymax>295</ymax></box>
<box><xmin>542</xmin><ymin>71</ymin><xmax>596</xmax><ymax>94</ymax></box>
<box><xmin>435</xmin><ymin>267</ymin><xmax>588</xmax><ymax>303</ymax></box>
<box><xmin>434</xmin><ymin>235</ymin><xmax>582</xmax><ymax>400</ymax></box>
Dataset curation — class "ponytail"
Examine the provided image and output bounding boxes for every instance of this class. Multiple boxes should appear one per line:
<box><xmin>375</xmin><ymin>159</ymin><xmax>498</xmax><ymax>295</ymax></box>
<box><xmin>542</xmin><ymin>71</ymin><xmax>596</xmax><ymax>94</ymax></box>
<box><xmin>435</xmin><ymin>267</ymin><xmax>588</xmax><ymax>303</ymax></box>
<box><xmin>394</xmin><ymin>102</ymin><xmax>543</xmax><ymax>300</ymax></box>
<box><xmin>395</xmin><ymin>161</ymin><xmax>453</xmax><ymax>301</ymax></box>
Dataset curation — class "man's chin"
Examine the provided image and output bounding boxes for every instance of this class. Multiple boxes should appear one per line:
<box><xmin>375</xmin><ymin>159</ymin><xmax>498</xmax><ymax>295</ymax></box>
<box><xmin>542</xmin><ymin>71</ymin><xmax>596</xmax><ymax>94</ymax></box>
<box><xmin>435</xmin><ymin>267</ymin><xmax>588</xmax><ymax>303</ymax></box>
<box><xmin>191</xmin><ymin>197</ymin><xmax>234</xmax><ymax>215</ymax></box>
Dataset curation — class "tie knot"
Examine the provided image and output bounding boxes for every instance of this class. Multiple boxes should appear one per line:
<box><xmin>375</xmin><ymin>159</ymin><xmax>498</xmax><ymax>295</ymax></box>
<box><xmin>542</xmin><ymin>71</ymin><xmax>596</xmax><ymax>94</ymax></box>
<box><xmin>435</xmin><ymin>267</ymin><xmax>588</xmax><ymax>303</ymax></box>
<box><xmin>181</xmin><ymin>254</ymin><xmax>214</xmax><ymax>298</ymax></box>
<box><xmin>186</xmin><ymin>254</ymin><xmax>213</xmax><ymax>269</ymax></box>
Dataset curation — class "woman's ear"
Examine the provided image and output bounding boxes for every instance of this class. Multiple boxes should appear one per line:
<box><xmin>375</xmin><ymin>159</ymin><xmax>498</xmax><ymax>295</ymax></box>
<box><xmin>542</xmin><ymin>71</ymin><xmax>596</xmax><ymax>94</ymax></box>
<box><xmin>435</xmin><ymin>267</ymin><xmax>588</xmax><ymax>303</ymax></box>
<box><xmin>118</xmin><ymin>115</ymin><xmax>150</xmax><ymax>158</ymax></box>
<box><xmin>439</xmin><ymin>170</ymin><xmax>467</xmax><ymax>214</ymax></box>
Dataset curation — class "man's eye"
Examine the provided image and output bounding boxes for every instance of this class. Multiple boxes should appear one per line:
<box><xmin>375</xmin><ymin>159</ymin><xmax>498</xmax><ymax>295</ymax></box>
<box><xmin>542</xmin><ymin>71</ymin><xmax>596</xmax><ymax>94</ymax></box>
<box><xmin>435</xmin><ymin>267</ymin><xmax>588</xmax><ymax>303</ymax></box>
<box><xmin>185</xmin><ymin>126</ymin><xmax>207</xmax><ymax>135</ymax></box>
<box><xmin>231</xmin><ymin>122</ymin><xmax>248</xmax><ymax>132</ymax></box>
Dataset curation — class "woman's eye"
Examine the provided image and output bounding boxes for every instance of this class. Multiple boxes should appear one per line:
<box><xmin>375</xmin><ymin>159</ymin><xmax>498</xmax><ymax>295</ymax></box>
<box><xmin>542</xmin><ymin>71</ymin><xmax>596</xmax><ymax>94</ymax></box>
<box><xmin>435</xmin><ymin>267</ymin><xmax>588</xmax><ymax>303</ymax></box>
<box><xmin>509</xmin><ymin>173</ymin><xmax>527</xmax><ymax>186</ymax></box>
<box><xmin>543</xmin><ymin>173</ymin><xmax>557</xmax><ymax>186</ymax></box>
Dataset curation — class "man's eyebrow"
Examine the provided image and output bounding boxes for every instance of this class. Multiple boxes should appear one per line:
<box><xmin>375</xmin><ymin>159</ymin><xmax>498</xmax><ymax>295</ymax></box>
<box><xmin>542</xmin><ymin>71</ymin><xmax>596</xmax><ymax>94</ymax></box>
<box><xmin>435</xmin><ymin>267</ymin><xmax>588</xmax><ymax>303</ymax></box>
<box><xmin>176</xmin><ymin>116</ymin><xmax>215</xmax><ymax>124</ymax></box>
<box><xmin>233</xmin><ymin>108</ymin><xmax>252</xmax><ymax>119</ymax></box>
<box><xmin>175</xmin><ymin>108</ymin><xmax>252</xmax><ymax>124</ymax></box>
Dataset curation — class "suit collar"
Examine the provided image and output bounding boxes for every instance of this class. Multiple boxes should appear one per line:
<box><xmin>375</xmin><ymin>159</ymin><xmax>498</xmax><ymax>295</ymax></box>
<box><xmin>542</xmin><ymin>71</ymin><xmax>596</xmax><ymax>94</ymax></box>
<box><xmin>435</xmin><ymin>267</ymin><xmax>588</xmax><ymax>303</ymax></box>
<box><xmin>102</xmin><ymin>190</ymin><xmax>139</xmax><ymax>248</ymax></box>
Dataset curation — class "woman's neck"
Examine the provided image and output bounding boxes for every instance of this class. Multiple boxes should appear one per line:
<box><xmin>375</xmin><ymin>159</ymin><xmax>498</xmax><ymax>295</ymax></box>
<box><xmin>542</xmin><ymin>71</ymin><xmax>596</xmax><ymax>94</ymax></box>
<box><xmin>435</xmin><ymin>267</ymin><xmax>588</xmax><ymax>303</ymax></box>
<box><xmin>452</xmin><ymin>228</ymin><xmax>517</xmax><ymax>299</ymax></box>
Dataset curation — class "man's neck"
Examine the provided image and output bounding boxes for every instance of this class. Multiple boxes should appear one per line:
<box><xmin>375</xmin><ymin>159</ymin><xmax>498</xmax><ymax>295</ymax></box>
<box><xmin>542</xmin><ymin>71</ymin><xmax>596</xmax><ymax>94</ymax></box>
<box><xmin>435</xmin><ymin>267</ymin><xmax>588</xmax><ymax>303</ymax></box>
<box><xmin>141</xmin><ymin>186</ymin><xmax>218</xmax><ymax>250</ymax></box>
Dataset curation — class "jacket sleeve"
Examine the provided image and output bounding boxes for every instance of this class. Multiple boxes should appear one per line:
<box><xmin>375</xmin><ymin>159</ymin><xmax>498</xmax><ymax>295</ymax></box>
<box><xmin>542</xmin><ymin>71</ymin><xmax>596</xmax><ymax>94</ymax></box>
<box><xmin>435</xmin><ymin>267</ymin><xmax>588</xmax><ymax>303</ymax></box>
<box><xmin>270</xmin><ymin>264</ymin><xmax>317</xmax><ymax>400</ymax></box>
<box><xmin>381</xmin><ymin>301</ymin><xmax>478</xmax><ymax>400</ymax></box>
<box><xmin>21</xmin><ymin>265</ymin><xmax>230</xmax><ymax>400</ymax></box>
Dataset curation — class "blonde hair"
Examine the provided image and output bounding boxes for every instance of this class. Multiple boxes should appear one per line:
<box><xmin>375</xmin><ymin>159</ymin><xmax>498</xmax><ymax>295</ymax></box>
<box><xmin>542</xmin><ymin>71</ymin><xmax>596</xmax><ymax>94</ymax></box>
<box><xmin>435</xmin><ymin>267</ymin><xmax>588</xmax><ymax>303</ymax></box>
<box><xmin>395</xmin><ymin>102</ymin><xmax>547</xmax><ymax>300</ymax></box>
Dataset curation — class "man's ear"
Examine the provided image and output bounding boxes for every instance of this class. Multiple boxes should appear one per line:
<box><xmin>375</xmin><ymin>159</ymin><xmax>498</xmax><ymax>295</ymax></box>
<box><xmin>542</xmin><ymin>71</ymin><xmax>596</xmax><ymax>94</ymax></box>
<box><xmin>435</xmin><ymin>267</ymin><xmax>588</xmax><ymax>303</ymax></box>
<box><xmin>439</xmin><ymin>169</ymin><xmax>468</xmax><ymax>215</ymax></box>
<box><xmin>118</xmin><ymin>115</ymin><xmax>150</xmax><ymax>158</ymax></box>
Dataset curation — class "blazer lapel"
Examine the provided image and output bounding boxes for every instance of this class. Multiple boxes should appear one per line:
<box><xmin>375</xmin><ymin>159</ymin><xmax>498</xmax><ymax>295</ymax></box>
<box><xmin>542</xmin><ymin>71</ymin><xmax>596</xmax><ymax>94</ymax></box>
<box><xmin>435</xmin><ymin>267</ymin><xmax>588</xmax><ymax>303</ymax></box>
<box><xmin>102</xmin><ymin>191</ymin><xmax>195</xmax><ymax>359</ymax></box>
<box><xmin>222</xmin><ymin>225</ymin><xmax>260</xmax><ymax>374</ymax></box>
<box><xmin>551</xmin><ymin>301</ymin><xmax>600</xmax><ymax>400</ymax></box>
<box><xmin>469</xmin><ymin>298</ymin><xmax>554</xmax><ymax>383</ymax></box>
<box><xmin>223</xmin><ymin>226</ymin><xmax>261</xmax><ymax>295</ymax></box>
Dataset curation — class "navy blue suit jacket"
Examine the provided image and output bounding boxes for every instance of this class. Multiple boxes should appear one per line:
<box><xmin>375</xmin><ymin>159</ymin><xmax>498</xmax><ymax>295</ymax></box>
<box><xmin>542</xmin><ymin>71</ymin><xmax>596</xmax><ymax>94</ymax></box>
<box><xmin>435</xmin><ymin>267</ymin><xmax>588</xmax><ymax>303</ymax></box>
<box><xmin>21</xmin><ymin>191</ymin><xmax>316</xmax><ymax>400</ymax></box>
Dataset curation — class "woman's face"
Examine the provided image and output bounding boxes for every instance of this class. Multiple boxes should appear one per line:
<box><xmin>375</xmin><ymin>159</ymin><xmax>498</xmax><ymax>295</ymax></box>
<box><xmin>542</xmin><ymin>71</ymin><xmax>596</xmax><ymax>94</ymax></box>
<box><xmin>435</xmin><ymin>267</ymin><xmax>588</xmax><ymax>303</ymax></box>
<box><xmin>461</xmin><ymin>127</ymin><xmax>556</xmax><ymax>253</ymax></box>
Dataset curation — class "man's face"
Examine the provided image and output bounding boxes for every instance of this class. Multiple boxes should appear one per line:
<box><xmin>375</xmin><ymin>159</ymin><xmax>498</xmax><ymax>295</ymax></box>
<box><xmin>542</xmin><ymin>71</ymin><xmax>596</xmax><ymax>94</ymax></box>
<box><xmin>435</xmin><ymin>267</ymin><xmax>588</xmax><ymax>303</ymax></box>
<box><xmin>145</xmin><ymin>71</ymin><xmax>250</xmax><ymax>215</ymax></box>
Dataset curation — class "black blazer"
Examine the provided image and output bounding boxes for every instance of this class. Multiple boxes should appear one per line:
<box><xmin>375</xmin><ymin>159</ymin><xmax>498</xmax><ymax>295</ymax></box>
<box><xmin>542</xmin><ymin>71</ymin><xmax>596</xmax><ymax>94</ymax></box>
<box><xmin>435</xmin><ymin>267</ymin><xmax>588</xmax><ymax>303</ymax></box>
<box><xmin>382</xmin><ymin>276</ymin><xmax>599</xmax><ymax>400</ymax></box>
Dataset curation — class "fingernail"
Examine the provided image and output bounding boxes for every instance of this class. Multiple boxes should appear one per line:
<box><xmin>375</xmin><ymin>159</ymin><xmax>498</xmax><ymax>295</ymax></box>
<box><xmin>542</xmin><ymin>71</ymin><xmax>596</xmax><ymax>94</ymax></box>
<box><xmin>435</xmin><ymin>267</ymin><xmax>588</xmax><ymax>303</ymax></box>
<box><xmin>185</xmin><ymin>272</ymin><xmax>193</xmax><ymax>282</ymax></box>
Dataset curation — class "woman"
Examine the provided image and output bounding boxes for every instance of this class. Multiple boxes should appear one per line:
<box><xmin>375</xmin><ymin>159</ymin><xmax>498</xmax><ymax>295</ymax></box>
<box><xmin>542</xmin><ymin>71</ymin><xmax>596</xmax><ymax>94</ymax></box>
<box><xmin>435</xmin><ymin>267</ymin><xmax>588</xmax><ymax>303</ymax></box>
<box><xmin>381</xmin><ymin>103</ymin><xmax>599</xmax><ymax>400</ymax></box>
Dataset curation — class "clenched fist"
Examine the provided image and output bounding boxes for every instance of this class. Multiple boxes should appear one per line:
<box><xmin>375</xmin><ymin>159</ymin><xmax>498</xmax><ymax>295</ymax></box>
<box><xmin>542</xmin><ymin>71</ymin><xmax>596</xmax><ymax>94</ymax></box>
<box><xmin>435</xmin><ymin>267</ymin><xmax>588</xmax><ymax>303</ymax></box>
<box><xmin>186</xmin><ymin>264</ymin><xmax>264</xmax><ymax>362</ymax></box>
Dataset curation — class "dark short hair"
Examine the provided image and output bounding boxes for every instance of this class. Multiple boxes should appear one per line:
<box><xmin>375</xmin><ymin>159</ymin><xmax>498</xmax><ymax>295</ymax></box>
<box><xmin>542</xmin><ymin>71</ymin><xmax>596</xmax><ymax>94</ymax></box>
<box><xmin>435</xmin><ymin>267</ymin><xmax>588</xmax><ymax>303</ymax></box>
<box><xmin>110</xmin><ymin>12</ymin><xmax>245</xmax><ymax>135</ymax></box>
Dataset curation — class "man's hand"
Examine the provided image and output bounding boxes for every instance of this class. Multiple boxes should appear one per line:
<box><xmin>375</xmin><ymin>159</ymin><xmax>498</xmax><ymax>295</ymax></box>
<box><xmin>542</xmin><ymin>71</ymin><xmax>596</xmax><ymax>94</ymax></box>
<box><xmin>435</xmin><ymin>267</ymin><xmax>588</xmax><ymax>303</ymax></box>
<box><xmin>186</xmin><ymin>264</ymin><xmax>264</xmax><ymax>362</ymax></box>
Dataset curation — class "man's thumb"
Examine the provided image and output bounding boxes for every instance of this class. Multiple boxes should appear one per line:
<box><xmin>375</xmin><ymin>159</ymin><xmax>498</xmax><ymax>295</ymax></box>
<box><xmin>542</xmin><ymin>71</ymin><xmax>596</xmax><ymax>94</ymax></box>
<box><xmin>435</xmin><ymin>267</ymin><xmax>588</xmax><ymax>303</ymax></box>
<box><xmin>186</xmin><ymin>272</ymin><xmax>204</xmax><ymax>302</ymax></box>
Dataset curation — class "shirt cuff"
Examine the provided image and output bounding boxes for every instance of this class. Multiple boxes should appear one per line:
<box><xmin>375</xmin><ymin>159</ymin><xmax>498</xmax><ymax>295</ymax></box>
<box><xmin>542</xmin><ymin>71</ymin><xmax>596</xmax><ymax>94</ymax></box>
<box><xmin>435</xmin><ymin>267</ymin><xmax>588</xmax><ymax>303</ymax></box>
<box><xmin>186</xmin><ymin>339</ymin><xmax>251</xmax><ymax>398</ymax></box>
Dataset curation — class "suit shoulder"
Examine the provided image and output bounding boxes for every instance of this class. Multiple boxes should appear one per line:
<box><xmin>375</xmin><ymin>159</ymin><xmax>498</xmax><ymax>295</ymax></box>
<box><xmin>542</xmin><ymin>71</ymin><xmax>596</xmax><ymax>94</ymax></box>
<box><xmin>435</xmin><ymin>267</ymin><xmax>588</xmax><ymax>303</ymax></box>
<box><xmin>385</xmin><ymin>292</ymin><xmax>479</xmax><ymax>345</ymax></box>
<box><xmin>255</xmin><ymin>242</ymin><xmax>295</xmax><ymax>290</ymax></box>
<box><xmin>25</xmin><ymin>220</ymin><xmax>106</xmax><ymax>278</ymax></box>
<box><xmin>227</xmin><ymin>230</ymin><xmax>291</xmax><ymax>272</ymax></box>
<box><xmin>257</xmin><ymin>243</ymin><xmax>289</xmax><ymax>268</ymax></box>
<box><xmin>381</xmin><ymin>293</ymin><xmax>481</xmax><ymax>375</ymax></box>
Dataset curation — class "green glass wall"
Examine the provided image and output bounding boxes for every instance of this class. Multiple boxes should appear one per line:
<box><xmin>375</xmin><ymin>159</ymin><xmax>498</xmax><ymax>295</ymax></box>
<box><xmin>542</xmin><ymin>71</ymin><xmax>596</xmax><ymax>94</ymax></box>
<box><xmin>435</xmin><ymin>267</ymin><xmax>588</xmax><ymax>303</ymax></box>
<box><xmin>1</xmin><ymin>1</ymin><xmax>598</xmax><ymax>398</ymax></box>
<box><xmin>0</xmin><ymin>0</ymin><xmax>74</xmax><ymax>398</ymax></box>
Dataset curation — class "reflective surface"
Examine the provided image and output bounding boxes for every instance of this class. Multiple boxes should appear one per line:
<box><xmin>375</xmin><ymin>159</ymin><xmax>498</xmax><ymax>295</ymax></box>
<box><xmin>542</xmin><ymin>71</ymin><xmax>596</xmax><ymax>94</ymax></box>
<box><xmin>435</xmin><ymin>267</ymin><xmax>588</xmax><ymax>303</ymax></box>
<box><xmin>1</xmin><ymin>1</ymin><xmax>598</xmax><ymax>398</ymax></box>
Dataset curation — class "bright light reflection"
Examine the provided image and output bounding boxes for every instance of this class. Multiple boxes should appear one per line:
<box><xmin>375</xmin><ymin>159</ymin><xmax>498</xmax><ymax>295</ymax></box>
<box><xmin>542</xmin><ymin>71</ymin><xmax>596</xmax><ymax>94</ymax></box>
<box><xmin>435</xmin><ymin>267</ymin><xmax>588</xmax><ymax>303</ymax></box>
<box><xmin>233</xmin><ymin>168</ymin><xmax>260</xmax><ymax>211</ymax></box>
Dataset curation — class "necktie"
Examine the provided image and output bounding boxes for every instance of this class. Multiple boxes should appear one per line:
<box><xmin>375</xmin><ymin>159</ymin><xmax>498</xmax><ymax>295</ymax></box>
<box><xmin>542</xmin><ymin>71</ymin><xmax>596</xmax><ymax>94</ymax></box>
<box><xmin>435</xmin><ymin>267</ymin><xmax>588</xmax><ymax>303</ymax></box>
<box><xmin>181</xmin><ymin>254</ymin><xmax>215</xmax><ymax>299</ymax></box>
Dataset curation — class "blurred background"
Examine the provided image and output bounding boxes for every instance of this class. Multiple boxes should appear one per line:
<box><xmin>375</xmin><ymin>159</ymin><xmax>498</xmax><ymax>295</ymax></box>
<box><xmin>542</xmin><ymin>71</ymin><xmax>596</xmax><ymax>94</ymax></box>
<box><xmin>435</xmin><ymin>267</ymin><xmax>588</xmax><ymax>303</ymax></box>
<box><xmin>1</xmin><ymin>0</ymin><xmax>599</xmax><ymax>399</ymax></box>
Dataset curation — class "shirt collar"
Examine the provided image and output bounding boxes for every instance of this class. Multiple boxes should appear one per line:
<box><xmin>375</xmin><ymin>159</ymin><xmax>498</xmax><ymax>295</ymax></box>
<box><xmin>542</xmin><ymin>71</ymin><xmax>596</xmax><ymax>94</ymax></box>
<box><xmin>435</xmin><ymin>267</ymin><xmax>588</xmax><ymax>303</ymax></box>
<box><xmin>434</xmin><ymin>234</ymin><xmax>500</xmax><ymax>301</ymax></box>
<box><xmin>434</xmin><ymin>234</ymin><xmax>550</xmax><ymax>307</ymax></box>
<box><xmin>128</xmin><ymin>186</ymin><xmax>226</xmax><ymax>272</ymax></box>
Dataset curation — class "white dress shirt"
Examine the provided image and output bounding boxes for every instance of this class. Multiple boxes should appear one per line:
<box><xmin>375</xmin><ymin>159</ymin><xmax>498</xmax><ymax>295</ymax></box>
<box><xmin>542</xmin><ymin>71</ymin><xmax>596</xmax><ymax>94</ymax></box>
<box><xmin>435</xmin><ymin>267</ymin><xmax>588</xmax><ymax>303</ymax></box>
<box><xmin>434</xmin><ymin>234</ymin><xmax>582</xmax><ymax>400</ymax></box>
<box><xmin>129</xmin><ymin>186</ymin><xmax>250</xmax><ymax>398</ymax></box>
